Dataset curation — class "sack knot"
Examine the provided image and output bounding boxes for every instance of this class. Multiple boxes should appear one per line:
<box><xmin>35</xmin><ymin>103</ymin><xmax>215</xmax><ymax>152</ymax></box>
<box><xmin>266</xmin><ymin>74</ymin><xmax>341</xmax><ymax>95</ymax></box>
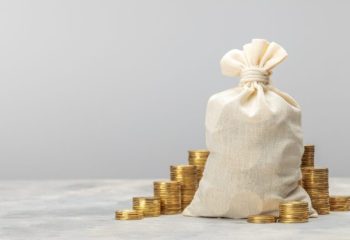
<box><xmin>240</xmin><ymin>68</ymin><xmax>270</xmax><ymax>84</ymax></box>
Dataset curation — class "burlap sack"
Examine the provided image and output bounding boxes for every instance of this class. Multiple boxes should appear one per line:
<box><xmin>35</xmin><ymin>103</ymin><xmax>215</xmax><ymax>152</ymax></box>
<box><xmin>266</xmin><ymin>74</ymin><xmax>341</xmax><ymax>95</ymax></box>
<box><xmin>183</xmin><ymin>39</ymin><xmax>317</xmax><ymax>218</ymax></box>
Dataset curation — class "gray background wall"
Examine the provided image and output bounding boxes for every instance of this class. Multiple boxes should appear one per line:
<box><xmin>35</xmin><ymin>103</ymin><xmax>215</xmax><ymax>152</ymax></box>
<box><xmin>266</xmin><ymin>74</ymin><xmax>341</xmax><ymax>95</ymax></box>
<box><xmin>0</xmin><ymin>0</ymin><xmax>349</xmax><ymax>179</ymax></box>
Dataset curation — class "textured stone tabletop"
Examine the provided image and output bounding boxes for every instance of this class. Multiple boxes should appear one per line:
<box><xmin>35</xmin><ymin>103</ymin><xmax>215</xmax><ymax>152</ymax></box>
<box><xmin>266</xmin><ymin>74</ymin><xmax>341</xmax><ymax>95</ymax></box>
<box><xmin>0</xmin><ymin>178</ymin><xmax>350</xmax><ymax>240</ymax></box>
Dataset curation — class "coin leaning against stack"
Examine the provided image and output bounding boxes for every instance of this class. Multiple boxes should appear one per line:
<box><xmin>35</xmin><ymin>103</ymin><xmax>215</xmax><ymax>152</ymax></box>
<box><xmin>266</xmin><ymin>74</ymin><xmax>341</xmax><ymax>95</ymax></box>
<box><xmin>154</xmin><ymin>181</ymin><xmax>181</xmax><ymax>214</ymax></box>
<box><xmin>301</xmin><ymin>145</ymin><xmax>315</xmax><ymax>168</ymax></box>
<box><xmin>188</xmin><ymin>149</ymin><xmax>209</xmax><ymax>184</ymax></box>
<box><xmin>279</xmin><ymin>201</ymin><xmax>309</xmax><ymax>223</ymax></box>
<box><xmin>329</xmin><ymin>196</ymin><xmax>350</xmax><ymax>211</ymax></box>
<box><xmin>132</xmin><ymin>197</ymin><xmax>161</xmax><ymax>217</ymax></box>
<box><xmin>170</xmin><ymin>165</ymin><xmax>197</xmax><ymax>210</ymax></box>
<box><xmin>302</xmin><ymin>167</ymin><xmax>330</xmax><ymax>215</ymax></box>
<box><xmin>247</xmin><ymin>215</ymin><xmax>276</xmax><ymax>224</ymax></box>
<box><xmin>115</xmin><ymin>210</ymin><xmax>143</xmax><ymax>220</ymax></box>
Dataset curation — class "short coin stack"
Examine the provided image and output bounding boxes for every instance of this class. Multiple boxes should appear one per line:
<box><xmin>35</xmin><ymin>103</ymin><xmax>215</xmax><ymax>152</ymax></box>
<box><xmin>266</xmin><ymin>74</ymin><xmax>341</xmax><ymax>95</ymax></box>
<box><xmin>132</xmin><ymin>197</ymin><xmax>161</xmax><ymax>217</ymax></box>
<box><xmin>154</xmin><ymin>181</ymin><xmax>181</xmax><ymax>214</ymax></box>
<box><xmin>247</xmin><ymin>215</ymin><xmax>276</xmax><ymax>224</ymax></box>
<box><xmin>301</xmin><ymin>145</ymin><xmax>315</xmax><ymax>167</ymax></box>
<box><xmin>279</xmin><ymin>201</ymin><xmax>309</xmax><ymax>223</ymax></box>
<box><xmin>115</xmin><ymin>210</ymin><xmax>143</xmax><ymax>220</ymax></box>
<box><xmin>170</xmin><ymin>165</ymin><xmax>197</xmax><ymax>210</ymax></box>
<box><xmin>302</xmin><ymin>167</ymin><xmax>330</xmax><ymax>215</ymax></box>
<box><xmin>188</xmin><ymin>149</ymin><xmax>209</xmax><ymax>184</ymax></box>
<box><xmin>329</xmin><ymin>196</ymin><xmax>350</xmax><ymax>211</ymax></box>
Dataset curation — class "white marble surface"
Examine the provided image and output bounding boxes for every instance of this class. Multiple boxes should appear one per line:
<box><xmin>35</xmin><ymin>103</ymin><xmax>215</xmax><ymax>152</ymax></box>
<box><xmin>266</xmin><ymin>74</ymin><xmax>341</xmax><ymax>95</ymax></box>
<box><xmin>0</xmin><ymin>178</ymin><xmax>350</xmax><ymax>240</ymax></box>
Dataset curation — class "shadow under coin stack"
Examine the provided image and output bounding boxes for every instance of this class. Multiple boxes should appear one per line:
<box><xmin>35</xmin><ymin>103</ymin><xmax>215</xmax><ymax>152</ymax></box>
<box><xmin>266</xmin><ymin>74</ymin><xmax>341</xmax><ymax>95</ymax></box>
<box><xmin>278</xmin><ymin>201</ymin><xmax>309</xmax><ymax>223</ymax></box>
<box><xmin>115</xmin><ymin>210</ymin><xmax>143</xmax><ymax>220</ymax></box>
<box><xmin>153</xmin><ymin>181</ymin><xmax>181</xmax><ymax>214</ymax></box>
<box><xmin>132</xmin><ymin>197</ymin><xmax>161</xmax><ymax>217</ymax></box>
<box><xmin>302</xmin><ymin>167</ymin><xmax>330</xmax><ymax>215</ymax></box>
<box><xmin>170</xmin><ymin>165</ymin><xmax>197</xmax><ymax>210</ymax></box>
<box><xmin>329</xmin><ymin>196</ymin><xmax>350</xmax><ymax>211</ymax></box>
<box><xmin>188</xmin><ymin>150</ymin><xmax>210</xmax><ymax>184</ymax></box>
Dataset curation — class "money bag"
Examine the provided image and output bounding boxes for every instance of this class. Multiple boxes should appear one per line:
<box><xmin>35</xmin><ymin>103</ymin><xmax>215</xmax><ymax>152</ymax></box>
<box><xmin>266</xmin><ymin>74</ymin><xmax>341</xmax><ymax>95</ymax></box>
<box><xmin>183</xmin><ymin>39</ymin><xmax>317</xmax><ymax>218</ymax></box>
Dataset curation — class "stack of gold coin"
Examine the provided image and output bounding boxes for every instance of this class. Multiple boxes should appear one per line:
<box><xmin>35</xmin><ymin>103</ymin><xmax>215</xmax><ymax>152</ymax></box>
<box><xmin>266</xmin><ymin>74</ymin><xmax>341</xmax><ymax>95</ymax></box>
<box><xmin>188</xmin><ymin>149</ymin><xmax>209</xmax><ymax>183</ymax></box>
<box><xmin>132</xmin><ymin>197</ymin><xmax>161</xmax><ymax>217</ymax></box>
<box><xmin>279</xmin><ymin>201</ymin><xmax>309</xmax><ymax>223</ymax></box>
<box><xmin>170</xmin><ymin>165</ymin><xmax>197</xmax><ymax>210</ymax></box>
<box><xmin>188</xmin><ymin>149</ymin><xmax>209</xmax><ymax>166</ymax></box>
<box><xmin>301</xmin><ymin>145</ymin><xmax>315</xmax><ymax>167</ymax></box>
<box><xmin>115</xmin><ymin>210</ymin><xmax>143</xmax><ymax>220</ymax></box>
<box><xmin>154</xmin><ymin>181</ymin><xmax>181</xmax><ymax>214</ymax></box>
<box><xmin>247</xmin><ymin>215</ymin><xmax>276</xmax><ymax>224</ymax></box>
<box><xmin>195</xmin><ymin>165</ymin><xmax>205</xmax><ymax>183</ymax></box>
<box><xmin>302</xmin><ymin>167</ymin><xmax>330</xmax><ymax>215</ymax></box>
<box><xmin>329</xmin><ymin>196</ymin><xmax>350</xmax><ymax>211</ymax></box>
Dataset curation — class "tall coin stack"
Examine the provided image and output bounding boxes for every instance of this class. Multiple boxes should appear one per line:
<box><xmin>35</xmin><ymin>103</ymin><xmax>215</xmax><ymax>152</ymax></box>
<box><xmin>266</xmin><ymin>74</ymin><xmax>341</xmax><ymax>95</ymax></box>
<box><xmin>279</xmin><ymin>201</ymin><xmax>309</xmax><ymax>223</ymax></box>
<box><xmin>132</xmin><ymin>197</ymin><xmax>161</xmax><ymax>217</ymax></box>
<box><xmin>301</xmin><ymin>145</ymin><xmax>315</xmax><ymax>167</ymax></box>
<box><xmin>153</xmin><ymin>181</ymin><xmax>181</xmax><ymax>214</ymax></box>
<box><xmin>302</xmin><ymin>167</ymin><xmax>330</xmax><ymax>215</ymax></box>
<box><xmin>170</xmin><ymin>165</ymin><xmax>197</xmax><ymax>210</ymax></box>
<box><xmin>188</xmin><ymin>149</ymin><xmax>210</xmax><ymax>184</ymax></box>
<box><xmin>329</xmin><ymin>196</ymin><xmax>350</xmax><ymax>211</ymax></box>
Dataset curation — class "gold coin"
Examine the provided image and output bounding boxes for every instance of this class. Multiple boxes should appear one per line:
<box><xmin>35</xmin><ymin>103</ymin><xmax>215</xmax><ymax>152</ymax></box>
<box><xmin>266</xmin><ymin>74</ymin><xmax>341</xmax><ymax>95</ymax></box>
<box><xmin>301</xmin><ymin>145</ymin><xmax>315</xmax><ymax>167</ymax></box>
<box><xmin>153</xmin><ymin>181</ymin><xmax>181</xmax><ymax>214</ymax></box>
<box><xmin>279</xmin><ymin>219</ymin><xmax>308</xmax><ymax>223</ymax></box>
<box><xmin>188</xmin><ymin>149</ymin><xmax>209</xmax><ymax>155</ymax></box>
<box><xmin>329</xmin><ymin>196</ymin><xmax>350</xmax><ymax>211</ymax></box>
<box><xmin>278</xmin><ymin>201</ymin><xmax>308</xmax><ymax>224</ymax></box>
<box><xmin>115</xmin><ymin>210</ymin><xmax>143</xmax><ymax>220</ymax></box>
<box><xmin>301</xmin><ymin>167</ymin><xmax>330</xmax><ymax>215</ymax></box>
<box><xmin>170</xmin><ymin>165</ymin><xmax>197</xmax><ymax>210</ymax></box>
<box><xmin>247</xmin><ymin>215</ymin><xmax>276</xmax><ymax>223</ymax></box>
<box><xmin>132</xmin><ymin>197</ymin><xmax>161</xmax><ymax>217</ymax></box>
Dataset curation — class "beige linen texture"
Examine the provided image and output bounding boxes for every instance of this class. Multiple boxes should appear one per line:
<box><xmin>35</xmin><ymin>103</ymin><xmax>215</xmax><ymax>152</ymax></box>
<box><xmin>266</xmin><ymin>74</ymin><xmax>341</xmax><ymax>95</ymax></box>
<box><xmin>183</xmin><ymin>39</ymin><xmax>317</xmax><ymax>218</ymax></box>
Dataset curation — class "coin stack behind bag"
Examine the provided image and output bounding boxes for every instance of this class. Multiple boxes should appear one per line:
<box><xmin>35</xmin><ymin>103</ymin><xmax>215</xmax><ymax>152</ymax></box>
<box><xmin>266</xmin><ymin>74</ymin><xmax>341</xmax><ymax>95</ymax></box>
<box><xmin>300</xmin><ymin>145</ymin><xmax>315</xmax><ymax>185</ymax></box>
<box><xmin>329</xmin><ymin>196</ymin><xmax>350</xmax><ymax>211</ymax></box>
<box><xmin>247</xmin><ymin>215</ymin><xmax>276</xmax><ymax>224</ymax></box>
<box><xmin>153</xmin><ymin>181</ymin><xmax>181</xmax><ymax>214</ymax></box>
<box><xmin>188</xmin><ymin>149</ymin><xmax>209</xmax><ymax>184</ymax></box>
<box><xmin>301</xmin><ymin>145</ymin><xmax>315</xmax><ymax>167</ymax></box>
<box><xmin>302</xmin><ymin>167</ymin><xmax>330</xmax><ymax>215</ymax></box>
<box><xmin>132</xmin><ymin>197</ymin><xmax>161</xmax><ymax>217</ymax></box>
<box><xmin>279</xmin><ymin>201</ymin><xmax>309</xmax><ymax>223</ymax></box>
<box><xmin>170</xmin><ymin>165</ymin><xmax>197</xmax><ymax>210</ymax></box>
<box><xmin>195</xmin><ymin>165</ymin><xmax>205</xmax><ymax>184</ymax></box>
<box><xmin>115</xmin><ymin>210</ymin><xmax>143</xmax><ymax>220</ymax></box>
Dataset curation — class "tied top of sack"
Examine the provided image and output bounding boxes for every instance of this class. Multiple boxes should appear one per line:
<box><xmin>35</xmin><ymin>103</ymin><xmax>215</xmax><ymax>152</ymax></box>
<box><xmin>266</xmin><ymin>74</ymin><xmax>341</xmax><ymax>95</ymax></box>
<box><xmin>220</xmin><ymin>39</ymin><xmax>288</xmax><ymax>84</ymax></box>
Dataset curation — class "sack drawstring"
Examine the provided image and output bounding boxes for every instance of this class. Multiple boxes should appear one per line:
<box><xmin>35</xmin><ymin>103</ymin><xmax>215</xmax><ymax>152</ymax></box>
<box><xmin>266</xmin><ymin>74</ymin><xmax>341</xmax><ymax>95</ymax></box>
<box><xmin>240</xmin><ymin>68</ymin><xmax>270</xmax><ymax>84</ymax></box>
